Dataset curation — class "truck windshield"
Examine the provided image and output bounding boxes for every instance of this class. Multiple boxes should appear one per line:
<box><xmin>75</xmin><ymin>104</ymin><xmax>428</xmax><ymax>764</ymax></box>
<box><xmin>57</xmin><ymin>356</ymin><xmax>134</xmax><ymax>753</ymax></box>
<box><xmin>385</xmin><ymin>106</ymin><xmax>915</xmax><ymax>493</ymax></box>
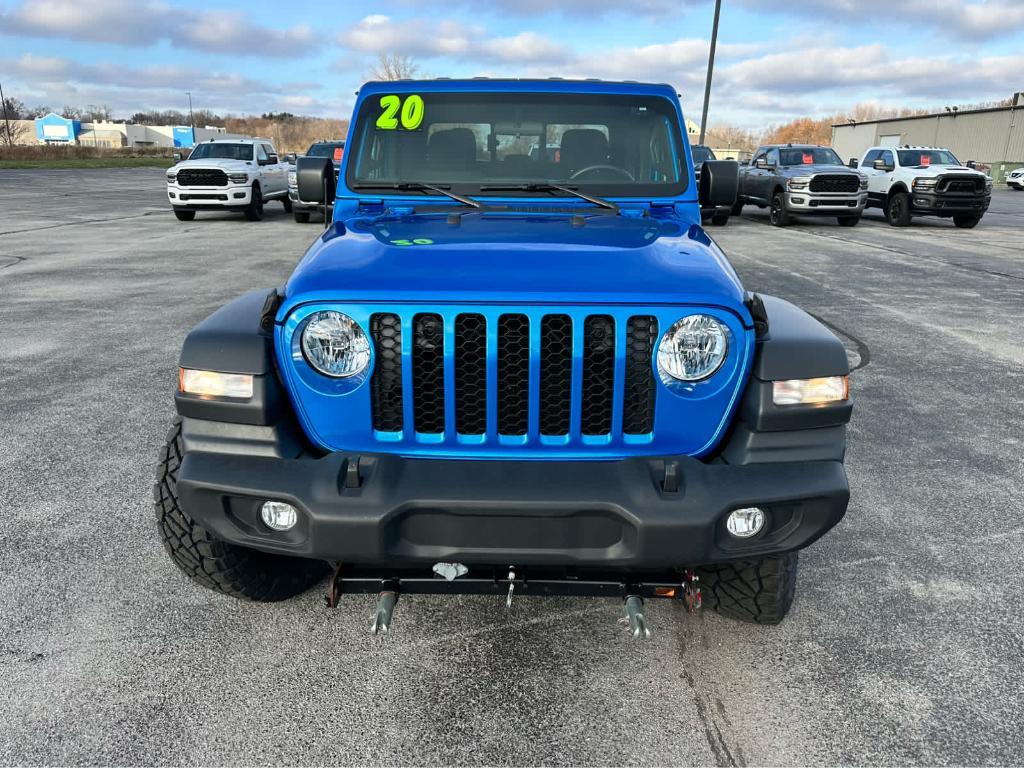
<box><xmin>779</xmin><ymin>147</ymin><xmax>843</xmax><ymax>166</ymax></box>
<box><xmin>346</xmin><ymin>91</ymin><xmax>686</xmax><ymax>197</ymax></box>
<box><xmin>691</xmin><ymin>146</ymin><xmax>716</xmax><ymax>163</ymax></box>
<box><xmin>188</xmin><ymin>143</ymin><xmax>253</xmax><ymax>161</ymax></box>
<box><xmin>897</xmin><ymin>149</ymin><xmax>960</xmax><ymax>167</ymax></box>
<box><xmin>307</xmin><ymin>142</ymin><xmax>344</xmax><ymax>158</ymax></box>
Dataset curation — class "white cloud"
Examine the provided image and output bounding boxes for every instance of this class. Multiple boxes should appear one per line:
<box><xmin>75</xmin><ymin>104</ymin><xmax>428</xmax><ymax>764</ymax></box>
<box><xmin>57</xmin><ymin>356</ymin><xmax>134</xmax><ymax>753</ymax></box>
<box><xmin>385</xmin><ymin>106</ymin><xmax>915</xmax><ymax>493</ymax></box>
<box><xmin>339</xmin><ymin>15</ymin><xmax>569</xmax><ymax>65</ymax></box>
<box><xmin>0</xmin><ymin>0</ymin><xmax>318</xmax><ymax>56</ymax></box>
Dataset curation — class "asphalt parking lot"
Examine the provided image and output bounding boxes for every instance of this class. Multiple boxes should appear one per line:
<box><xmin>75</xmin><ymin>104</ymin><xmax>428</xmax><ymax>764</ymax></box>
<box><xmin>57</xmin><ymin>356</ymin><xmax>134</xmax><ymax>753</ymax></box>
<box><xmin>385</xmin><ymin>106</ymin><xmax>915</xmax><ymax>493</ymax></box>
<box><xmin>2</xmin><ymin>168</ymin><xmax>1023</xmax><ymax>766</ymax></box>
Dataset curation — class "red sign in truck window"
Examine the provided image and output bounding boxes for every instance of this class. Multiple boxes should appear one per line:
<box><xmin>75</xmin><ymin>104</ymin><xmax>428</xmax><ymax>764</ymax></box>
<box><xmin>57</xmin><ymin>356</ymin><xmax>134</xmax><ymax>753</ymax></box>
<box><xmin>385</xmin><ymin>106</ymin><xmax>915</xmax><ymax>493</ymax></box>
<box><xmin>920</xmin><ymin>155</ymin><xmax>931</xmax><ymax>166</ymax></box>
<box><xmin>802</xmin><ymin>153</ymin><xmax>814</xmax><ymax>164</ymax></box>
<box><xmin>333</xmin><ymin>147</ymin><xmax>344</xmax><ymax>162</ymax></box>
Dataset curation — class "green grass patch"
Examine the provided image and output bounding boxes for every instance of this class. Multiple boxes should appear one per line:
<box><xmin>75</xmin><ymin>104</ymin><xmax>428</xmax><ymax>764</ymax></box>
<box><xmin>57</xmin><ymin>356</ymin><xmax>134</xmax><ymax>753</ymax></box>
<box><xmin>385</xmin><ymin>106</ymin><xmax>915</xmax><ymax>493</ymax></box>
<box><xmin>0</xmin><ymin>157</ymin><xmax>172</xmax><ymax>169</ymax></box>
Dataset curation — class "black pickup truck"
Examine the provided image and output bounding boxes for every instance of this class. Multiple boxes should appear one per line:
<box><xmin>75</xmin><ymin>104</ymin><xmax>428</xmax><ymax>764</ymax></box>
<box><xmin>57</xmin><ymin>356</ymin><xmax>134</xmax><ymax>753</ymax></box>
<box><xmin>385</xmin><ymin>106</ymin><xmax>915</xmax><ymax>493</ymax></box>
<box><xmin>734</xmin><ymin>144</ymin><xmax>868</xmax><ymax>227</ymax></box>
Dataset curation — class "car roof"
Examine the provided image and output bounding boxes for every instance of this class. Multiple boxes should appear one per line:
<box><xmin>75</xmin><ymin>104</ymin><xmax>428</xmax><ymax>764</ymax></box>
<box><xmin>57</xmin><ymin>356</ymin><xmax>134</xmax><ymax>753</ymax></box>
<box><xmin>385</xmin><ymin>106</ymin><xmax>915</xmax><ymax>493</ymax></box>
<box><xmin>357</xmin><ymin>78</ymin><xmax>677</xmax><ymax>98</ymax></box>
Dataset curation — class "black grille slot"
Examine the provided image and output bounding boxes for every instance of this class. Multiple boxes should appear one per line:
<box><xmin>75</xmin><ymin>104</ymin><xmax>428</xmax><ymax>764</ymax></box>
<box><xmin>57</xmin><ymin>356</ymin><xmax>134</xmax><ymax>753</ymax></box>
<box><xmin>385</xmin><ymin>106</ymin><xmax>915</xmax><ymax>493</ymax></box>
<box><xmin>176</xmin><ymin>168</ymin><xmax>228</xmax><ymax>187</ymax></box>
<box><xmin>539</xmin><ymin>315</ymin><xmax>573</xmax><ymax>435</ymax></box>
<box><xmin>581</xmin><ymin>315</ymin><xmax>615</xmax><ymax>435</ymax></box>
<box><xmin>412</xmin><ymin>313</ymin><xmax>445</xmax><ymax>434</ymax></box>
<box><xmin>809</xmin><ymin>174</ymin><xmax>859</xmax><ymax>193</ymax></box>
<box><xmin>369</xmin><ymin>314</ymin><xmax>403</xmax><ymax>432</ymax></box>
<box><xmin>454</xmin><ymin>314</ymin><xmax>487</xmax><ymax>435</ymax></box>
<box><xmin>497</xmin><ymin>314</ymin><xmax>529</xmax><ymax>435</ymax></box>
<box><xmin>623</xmin><ymin>316</ymin><xmax>657</xmax><ymax>434</ymax></box>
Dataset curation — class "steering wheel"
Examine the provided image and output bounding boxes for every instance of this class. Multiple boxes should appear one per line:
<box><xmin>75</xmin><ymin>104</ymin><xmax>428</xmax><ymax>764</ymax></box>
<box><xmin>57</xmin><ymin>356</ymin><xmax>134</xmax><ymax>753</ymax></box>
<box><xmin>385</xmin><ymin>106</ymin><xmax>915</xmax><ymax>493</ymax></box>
<box><xmin>569</xmin><ymin>165</ymin><xmax>635</xmax><ymax>181</ymax></box>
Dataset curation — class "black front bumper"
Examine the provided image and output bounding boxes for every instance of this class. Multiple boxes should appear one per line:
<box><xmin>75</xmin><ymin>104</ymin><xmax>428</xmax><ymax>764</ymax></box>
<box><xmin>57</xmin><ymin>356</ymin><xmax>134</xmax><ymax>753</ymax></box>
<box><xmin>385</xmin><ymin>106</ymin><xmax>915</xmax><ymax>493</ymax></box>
<box><xmin>177</xmin><ymin>446</ymin><xmax>849</xmax><ymax>569</ymax></box>
<box><xmin>911</xmin><ymin>190</ymin><xmax>991</xmax><ymax>215</ymax></box>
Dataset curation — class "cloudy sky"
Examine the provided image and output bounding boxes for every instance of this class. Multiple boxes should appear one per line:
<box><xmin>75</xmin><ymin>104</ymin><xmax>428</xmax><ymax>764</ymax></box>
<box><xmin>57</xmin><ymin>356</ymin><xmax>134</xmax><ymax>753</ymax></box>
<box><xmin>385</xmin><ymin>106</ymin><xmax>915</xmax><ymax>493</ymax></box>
<box><xmin>2</xmin><ymin>0</ymin><xmax>1023</xmax><ymax>129</ymax></box>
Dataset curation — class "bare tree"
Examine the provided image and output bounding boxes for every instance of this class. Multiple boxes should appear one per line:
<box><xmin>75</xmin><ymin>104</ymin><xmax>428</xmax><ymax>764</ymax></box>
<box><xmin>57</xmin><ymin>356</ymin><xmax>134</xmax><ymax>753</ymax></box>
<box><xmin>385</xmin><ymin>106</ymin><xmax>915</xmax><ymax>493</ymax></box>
<box><xmin>368</xmin><ymin>53</ymin><xmax>420</xmax><ymax>82</ymax></box>
<box><xmin>0</xmin><ymin>118</ymin><xmax>30</xmax><ymax>146</ymax></box>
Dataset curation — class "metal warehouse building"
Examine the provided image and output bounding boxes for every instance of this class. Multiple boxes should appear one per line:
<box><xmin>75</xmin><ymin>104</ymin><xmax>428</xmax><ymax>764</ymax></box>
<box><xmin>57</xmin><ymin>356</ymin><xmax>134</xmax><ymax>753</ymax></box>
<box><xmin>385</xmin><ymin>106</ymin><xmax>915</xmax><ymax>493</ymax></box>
<box><xmin>831</xmin><ymin>94</ymin><xmax>1024</xmax><ymax>183</ymax></box>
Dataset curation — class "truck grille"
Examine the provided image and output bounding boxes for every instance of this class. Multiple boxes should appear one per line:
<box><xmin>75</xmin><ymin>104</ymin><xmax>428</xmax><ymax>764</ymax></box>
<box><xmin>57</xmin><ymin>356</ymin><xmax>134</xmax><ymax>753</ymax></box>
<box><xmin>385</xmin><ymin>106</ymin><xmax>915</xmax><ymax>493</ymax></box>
<box><xmin>176</xmin><ymin>168</ymin><xmax>228</xmax><ymax>187</ymax></box>
<box><xmin>937</xmin><ymin>175</ymin><xmax>983</xmax><ymax>194</ymax></box>
<box><xmin>368</xmin><ymin>310</ymin><xmax>658</xmax><ymax>439</ymax></box>
<box><xmin>809</xmin><ymin>174</ymin><xmax>859</xmax><ymax>193</ymax></box>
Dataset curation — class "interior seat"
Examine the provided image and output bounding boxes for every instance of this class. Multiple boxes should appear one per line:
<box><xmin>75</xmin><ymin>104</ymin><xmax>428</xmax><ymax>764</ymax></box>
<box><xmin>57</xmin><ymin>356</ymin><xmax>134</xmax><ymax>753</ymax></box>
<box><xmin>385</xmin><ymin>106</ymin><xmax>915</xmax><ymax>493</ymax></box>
<box><xmin>559</xmin><ymin>129</ymin><xmax>610</xmax><ymax>175</ymax></box>
<box><xmin>427</xmin><ymin>128</ymin><xmax>478</xmax><ymax>175</ymax></box>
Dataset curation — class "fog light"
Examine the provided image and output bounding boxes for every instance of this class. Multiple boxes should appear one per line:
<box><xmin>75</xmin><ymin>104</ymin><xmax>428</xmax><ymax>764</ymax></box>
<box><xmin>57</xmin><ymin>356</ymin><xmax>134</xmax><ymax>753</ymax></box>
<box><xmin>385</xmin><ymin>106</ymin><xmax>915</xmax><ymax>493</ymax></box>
<box><xmin>726</xmin><ymin>507</ymin><xmax>765</xmax><ymax>538</ymax></box>
<box><xmin>261</xmin><ymin>501</ymin><xmax>298</xmax><ymax>531</ymax></box>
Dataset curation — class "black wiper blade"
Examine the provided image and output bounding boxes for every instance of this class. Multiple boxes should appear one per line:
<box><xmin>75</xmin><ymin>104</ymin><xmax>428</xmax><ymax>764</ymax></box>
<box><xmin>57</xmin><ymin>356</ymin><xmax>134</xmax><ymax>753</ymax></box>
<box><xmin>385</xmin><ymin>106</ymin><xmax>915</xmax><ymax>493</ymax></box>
<box><xmin>479</xmin><ymin>182</ymin><xmax>619</xmax><ymax>212</ymax></box>
<box><xmin>351</xmin><ymin>182</ymin><xmax>482</xmax><ymax>208</ymax></box>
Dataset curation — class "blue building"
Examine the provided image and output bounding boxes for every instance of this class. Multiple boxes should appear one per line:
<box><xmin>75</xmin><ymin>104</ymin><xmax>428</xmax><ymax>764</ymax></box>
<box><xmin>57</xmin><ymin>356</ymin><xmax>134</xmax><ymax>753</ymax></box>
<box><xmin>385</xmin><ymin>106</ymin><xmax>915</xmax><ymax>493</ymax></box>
<box><xmin>35</xmin><ymin>113</ymin><xmax>81</xmax><ymax>143</ymax></box>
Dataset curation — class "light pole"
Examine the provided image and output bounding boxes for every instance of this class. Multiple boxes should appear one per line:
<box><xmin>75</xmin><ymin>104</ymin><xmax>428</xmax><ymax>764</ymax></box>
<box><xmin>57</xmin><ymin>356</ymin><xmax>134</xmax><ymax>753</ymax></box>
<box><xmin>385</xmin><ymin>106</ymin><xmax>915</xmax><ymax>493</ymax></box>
<box><xmin>698</xmin><ymin>0</ymin><xmax>722</xmax><ymax>146</ymax></box>
<box><xmin>186</xmin><ymin>91</ymin><xmax>195</xmax><ymax>131</ymax></box>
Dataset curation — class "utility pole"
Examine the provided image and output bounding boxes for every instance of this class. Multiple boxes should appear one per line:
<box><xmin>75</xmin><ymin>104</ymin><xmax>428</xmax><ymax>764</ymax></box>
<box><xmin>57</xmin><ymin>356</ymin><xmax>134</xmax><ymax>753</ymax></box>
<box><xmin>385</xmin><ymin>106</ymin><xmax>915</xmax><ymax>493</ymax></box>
<box><xmin>186</xmin><ymin>91</ymin><xmax>195</xmax><ymax>131</ymax></box>
<box><xmin>0</xmin><ymin>80</ymin><xmax>12</xmax><ymax>145</ymax></box>
<box><xmin>698</xmin><ymin>0</ymin><xmax>722</xmax><ymax>145</ymax></box>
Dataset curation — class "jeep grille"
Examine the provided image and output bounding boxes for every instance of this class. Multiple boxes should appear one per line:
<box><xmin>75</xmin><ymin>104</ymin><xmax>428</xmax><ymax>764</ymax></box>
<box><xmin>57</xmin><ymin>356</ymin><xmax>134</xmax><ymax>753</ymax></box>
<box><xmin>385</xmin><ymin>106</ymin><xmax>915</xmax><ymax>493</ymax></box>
<box><xmin>368</xmin><ymin>310</ymin><xmax>658</xmax><ymax>439</ymax></box>
<box><xmin>176</xmin><ymin>168</ymin><xmax>228</xmax><ymax>187</ymax></box>
<box><xmin>809</xmin><ymin>174</ymin><xmax>859</xmax><ymax>193</ymax></box>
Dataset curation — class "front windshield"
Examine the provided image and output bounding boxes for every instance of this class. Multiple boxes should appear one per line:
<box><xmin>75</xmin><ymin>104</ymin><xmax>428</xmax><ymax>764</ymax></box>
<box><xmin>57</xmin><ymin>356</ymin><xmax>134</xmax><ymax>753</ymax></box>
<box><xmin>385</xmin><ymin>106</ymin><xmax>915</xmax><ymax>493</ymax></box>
<box><xmin>346</xmin><ymin>91</ymin><xmax>686</xmax><ymax>197</ymax></box>
<box><xmin>188</xmin><ymin>143</ymin><xmax>253</xmax><ymax>161</ymax></box>
<box><xmin>691</xmin><ymin>146</ymin><xmax>715</xmax><ymax>164</ymax></box>
<box><xmin>308</xmin><ymin>142</ymin><xmax>344</xmax><ymax>157</ymax></box>
<box><xmin>779</xmin><ymin>147</ymin><xmax>842</xmax><ymax>166</ymax></box>
<box><xmin>898</xmin><ymin>149</ymin><xmax>960</xmax><ymax>167</ymax></box>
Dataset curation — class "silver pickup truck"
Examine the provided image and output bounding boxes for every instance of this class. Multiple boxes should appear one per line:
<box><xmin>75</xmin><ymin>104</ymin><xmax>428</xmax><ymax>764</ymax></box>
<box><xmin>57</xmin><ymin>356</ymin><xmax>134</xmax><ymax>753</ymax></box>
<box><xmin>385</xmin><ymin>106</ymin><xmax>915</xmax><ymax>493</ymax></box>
<box><xmin>734</xmin><ymin>144</ymin><xmax>867</xmax><ymax>227</ymax></box>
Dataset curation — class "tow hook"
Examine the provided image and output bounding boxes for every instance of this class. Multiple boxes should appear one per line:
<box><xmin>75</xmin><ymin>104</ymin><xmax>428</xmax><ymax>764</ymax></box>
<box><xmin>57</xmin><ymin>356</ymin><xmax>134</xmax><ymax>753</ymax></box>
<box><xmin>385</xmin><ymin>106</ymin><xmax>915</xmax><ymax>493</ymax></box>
<box><xmin>620</xmin><ymin>594</ymin><xmax>651</xmax><ymax>639</ymax></box>
<box><xmin>684</xmin><ymin>569</ymin><xmax>702</xmax><ymax>613</ymax></box>
<box><xmin>505</xmin><ymin>567</ymin><xmax>516</xmax><ymax>608</ymax></box>
<box><xmin>371</xmin><ymin>588</ymin><xmax>398</xmax><ymax>635</ymax></box>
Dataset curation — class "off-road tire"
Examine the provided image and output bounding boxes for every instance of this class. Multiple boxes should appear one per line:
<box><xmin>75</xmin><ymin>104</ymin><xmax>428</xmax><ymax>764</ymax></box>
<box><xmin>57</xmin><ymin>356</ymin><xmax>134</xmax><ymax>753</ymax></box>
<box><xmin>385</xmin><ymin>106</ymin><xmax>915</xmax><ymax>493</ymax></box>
<box><xmin>731</xmin><ymin>198</ymin><xmax>744</xmax><ymax>216</ymax></box>
<box><xmin>953</xmin><ymin>215</ymin><xmax>981</xmax><ymax>229</ymax></box>
<box><xmin>244</xmin><ymin>183</ymin><xmax>264</xmax><ymax>221</ymax></box>
<box><xmin>293</xmin><ymin>209</ymin><xmax>311</xmax><ymax>223</ymax></box>
<box><xmin>173</xmin><ymin>209</ymin><xmax>196</xmax><ymax>221</ymax></box>
<box><xmin>710</xmin><ymin>210</ymin><xmax>730</xmax><ymax>226</ymax></box>
<box><xmin>837</xmin><ymin>215</ymin><xmax>861</xmax><ymax>227</ymax></box>
<box><xmin>153</xmin><ymin>418</ymin><xmax>326</xmax><ymax>601</ymax></box>
<box><xmin>282</xmin><ymin>196</ymin><xmax>293</xmax><ymax>213</ymax></box>
<box><xmin>696</xmin><ymin>552</ymin><xmax>798</xmax><ymax>625</ymax></box>
<box><xmin>886</xmin><ymin>191</ymin><xmax>912</xmax><ymax>226</ymax></box>
<box><xmin>769</xmin><ymin>192</ymin><xmax>790</xmax><ymax>227</ymax></box>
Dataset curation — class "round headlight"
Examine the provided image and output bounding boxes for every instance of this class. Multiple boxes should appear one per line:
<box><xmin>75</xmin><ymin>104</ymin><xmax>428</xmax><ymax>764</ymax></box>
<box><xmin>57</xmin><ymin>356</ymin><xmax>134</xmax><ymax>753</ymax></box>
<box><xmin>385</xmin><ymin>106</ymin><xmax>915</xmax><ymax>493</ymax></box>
<box><xmin>658</xmin><ymin>314</ymin><xmax>729</xmax><ymax>381</ymax></box>
<box><xmin>301</xmin><ymin>311</ymin><xmax>371</xmax><ymax>378</ymax></box>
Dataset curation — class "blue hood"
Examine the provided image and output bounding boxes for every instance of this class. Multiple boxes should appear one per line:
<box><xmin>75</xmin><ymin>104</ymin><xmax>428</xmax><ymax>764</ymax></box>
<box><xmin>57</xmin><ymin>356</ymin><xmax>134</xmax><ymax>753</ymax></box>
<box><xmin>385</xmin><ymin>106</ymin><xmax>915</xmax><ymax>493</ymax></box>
<box><xmin>282</xmin><ymin>210</ymin><xmax>750</xmax><ymax>322</ymax></box>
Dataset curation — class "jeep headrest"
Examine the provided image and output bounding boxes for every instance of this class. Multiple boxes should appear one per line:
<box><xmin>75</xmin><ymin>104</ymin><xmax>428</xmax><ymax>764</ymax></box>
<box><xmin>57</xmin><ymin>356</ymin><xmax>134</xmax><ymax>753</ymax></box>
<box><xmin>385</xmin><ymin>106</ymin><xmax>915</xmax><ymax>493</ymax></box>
<box><xmin>427</xmin><ymin>128</ymin><xmax>477</xmax><ymax>170</ymax></box>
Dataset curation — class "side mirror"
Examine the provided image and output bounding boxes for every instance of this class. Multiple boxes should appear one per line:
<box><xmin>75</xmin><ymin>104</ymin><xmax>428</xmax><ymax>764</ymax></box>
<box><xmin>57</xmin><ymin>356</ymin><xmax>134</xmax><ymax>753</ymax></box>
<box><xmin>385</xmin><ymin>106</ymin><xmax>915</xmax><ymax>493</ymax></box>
<box><xmin>966</xmin><ymin>160</ymin><xmax>977</xmax><ymax>169</ymax></box>
<box><xmin>296</xmin><ymin>155</ymin><xmax>335</xmax><ymax>204</ymax></box>
<box><xmin>848</xmin><ymin>158</ymin><xmax>858</xmax><ymax>169</ymax></box>
<box><xmin>754</xmin><ymin>157</ymin><xmax>769</xmax><ymax>170</ymax></box>
<box><xmin>284</xmin><ymin>153</ymin><xmax>296</xmax><ymax>164</ymax></box>
<box><xmin>873</xmin><ymin>159</ymin><xmax>893</xmax><ymax>172</ymax></box>
<box><xmin>267</xmin><ymin>153</ymin><xmax>279</xmax><ymax>165</ymax></box>
<box><xmin>172</xmin><ymin>151</ymin><xmax>182</xmax><ymax>163</ymax></box>
<box><xmin>699</xmin><ymin>160</ymin><xmax>739</xmax><ymax>208</ymax></box>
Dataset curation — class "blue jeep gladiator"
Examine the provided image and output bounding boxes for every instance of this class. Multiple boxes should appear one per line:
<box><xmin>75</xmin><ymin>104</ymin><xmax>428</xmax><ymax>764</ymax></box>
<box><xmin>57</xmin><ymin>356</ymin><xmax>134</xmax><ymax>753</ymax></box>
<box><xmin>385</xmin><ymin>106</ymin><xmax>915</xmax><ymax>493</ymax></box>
<box><xmin>156</xmin><ymin>79</ymin><xmax>852</xmax><ymax>634</ymax></box>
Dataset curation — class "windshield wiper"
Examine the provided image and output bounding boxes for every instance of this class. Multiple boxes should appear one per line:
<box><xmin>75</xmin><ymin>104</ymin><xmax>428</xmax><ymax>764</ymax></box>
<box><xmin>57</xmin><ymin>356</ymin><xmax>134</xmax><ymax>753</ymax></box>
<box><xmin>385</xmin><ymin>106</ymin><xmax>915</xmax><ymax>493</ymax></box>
<box><xmin>478</xmin><ymin>182</ymin><xmax>619</xmax><ymax>212</ymax></box>
<box><xmin>350</xmin><ymin>182</ymin><xmax>482</xmax><ymax>208</ymax></box>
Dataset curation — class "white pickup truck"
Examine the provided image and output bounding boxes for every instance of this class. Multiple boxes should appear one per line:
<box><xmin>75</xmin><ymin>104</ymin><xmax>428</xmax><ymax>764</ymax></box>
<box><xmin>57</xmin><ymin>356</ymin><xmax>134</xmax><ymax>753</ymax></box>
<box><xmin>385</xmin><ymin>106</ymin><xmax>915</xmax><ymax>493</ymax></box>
<box><xmin>166</xmin><ymin>138</ymin><xmax>291</xmax><ymax>221</ymax></box>
<box><xmin>858</xmin><ymin>145</ymin><xmax>991</xmax><ymax>228</ymax></box>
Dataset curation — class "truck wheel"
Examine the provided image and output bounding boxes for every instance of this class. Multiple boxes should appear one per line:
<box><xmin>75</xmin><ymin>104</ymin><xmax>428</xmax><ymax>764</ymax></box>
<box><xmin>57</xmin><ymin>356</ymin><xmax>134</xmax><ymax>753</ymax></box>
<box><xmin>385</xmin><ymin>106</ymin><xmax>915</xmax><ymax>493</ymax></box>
<box><xmin>731</xmin><ymin>199</ymin><xmax>744</xmax><ymax>216</ymax></box>
<box><xmin>710</xmin><ymin>210</ymin><xmax>730</xmax><ymax>226</ymax></box>
<box><xmin>769</xmin><ymin>192</ymin><xmax>790</xmax><ymax>226</ymax></box>
<box><xmin>293</xmin><ymin>210</ymin><xmax>310</xmax><ymax>223</ymax></box>
<box><xmin>173</xmin><ymin>209</ymin><xmax>196</xmax><ymax>222</ymax></box>
<box><xmin>244</xmin><ymin>183</ymin><xmax>264</xmax><ymax>221</ymax></box>
<box><xmin>696</xmin><ymin>553</ymin><xmax>798</xmax><ymax>625</ymax></box>
<box><xmin>153</xmin><ymin>418</ymin><xmax>326</xmax><ymax>601</ymax></box>
<box><xmin>885</xmin><ymin>192</ymin><xmax>912</xmax><ymax>226</ymax></box>
<box><xmin>837</xmin><ymin>215</ymin><xmax>861</xmax><ymax>227</ymax></box>
<box><xmin>282</xmin><ymin>196</ymin><xmax>293</xmax><ymax>213</ymax></box>
<box><xmin>953</xmin><ymin>215</ymin><xmax>982</xmax><ymax>229</ymax></box>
